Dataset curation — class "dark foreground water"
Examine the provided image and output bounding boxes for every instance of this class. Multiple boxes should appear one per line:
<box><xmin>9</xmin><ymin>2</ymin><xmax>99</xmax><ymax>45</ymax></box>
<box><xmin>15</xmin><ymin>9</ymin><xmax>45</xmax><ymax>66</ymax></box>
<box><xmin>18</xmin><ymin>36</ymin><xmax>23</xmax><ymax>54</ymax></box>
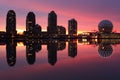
<box><xmin>0</xmin><ymin>39</ymin><xmax>120</xmax><ymax>80</ymax></box>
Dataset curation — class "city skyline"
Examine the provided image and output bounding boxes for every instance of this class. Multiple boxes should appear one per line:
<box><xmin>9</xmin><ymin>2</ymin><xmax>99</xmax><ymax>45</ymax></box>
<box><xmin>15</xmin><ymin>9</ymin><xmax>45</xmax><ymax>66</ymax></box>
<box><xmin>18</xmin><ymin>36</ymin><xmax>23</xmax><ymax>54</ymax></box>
<box><xmin>0</xmin><ymin>10</ymin><xmax>79</xmax><ymax>39</ymax></box>
<box><xmin>0</xmin><ymin>0</ymin><xmax>120</xmax><ymax>34</ymax></box>
<box><xmin>0</xmin><ymin>1</ymin><xmax>120</xmax><ymax>80</ymax></box>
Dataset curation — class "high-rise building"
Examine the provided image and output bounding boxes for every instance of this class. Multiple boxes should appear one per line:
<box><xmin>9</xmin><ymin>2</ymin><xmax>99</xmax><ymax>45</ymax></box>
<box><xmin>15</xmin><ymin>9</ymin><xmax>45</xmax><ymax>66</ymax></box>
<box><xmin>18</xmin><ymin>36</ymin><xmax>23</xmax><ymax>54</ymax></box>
<box><xmin>6</xmin><ymin>10</ymin><xmax>17</xmax><ymax>37</ymax></box>
<box><xmin>26</xmin><ymin>12</ymin><xmax>36</xmax><ymax>33</ymax></box>
<box><xmin>47</xmin><ymin>11</ymin><xmax>58</xmax><ymax>34</ymax></box>
<box><xmin>57</xmin><ymin>26</ymin><xmax>66</xmax><ymax>35</ymax></box>
<box><xmin>68</xmin><ymin>19</ymin><xmax>77</xmax><ymax>35</ymax></box>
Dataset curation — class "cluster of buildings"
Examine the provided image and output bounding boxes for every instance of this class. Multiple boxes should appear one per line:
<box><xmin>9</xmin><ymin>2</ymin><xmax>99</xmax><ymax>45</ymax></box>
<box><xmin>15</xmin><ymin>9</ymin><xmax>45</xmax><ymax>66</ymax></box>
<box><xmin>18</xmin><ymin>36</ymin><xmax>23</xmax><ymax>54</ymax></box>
<box><xmin>0</xmin><ymin>10</ymin><xmax>78</xmax><ymax>39</ymax></box>
<box><xmin>78</xmin><ymin>20</ymin><xmax>120</xmax><ymax>39</ymax></box>
<box><xmin>1</xmin><ymin>10</ymin><xmax>120</xmax><ymax>40</ymax></box>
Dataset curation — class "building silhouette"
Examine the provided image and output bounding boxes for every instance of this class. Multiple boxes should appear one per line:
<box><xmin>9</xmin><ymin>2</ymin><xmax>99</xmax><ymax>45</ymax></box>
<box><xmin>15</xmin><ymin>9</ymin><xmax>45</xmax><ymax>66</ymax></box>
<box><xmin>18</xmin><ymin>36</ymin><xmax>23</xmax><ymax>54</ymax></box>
<box><xmin>6</xmin><ymin>40</ymin><xmax>17</xmax><ymax>67</ymax></box>
<box><xmin>6</xmin><ymin>10</ymin><xmax>17</xmax><ymax>38</ymax></box>
<box><xmin>68</xmin><ymin>19</ymin><xmax>77</xmax><ymax>35</ymax></box>
<box><xmin>34</xmin><ymin>24</ymin><xmax>41</xmax><ymax>37</ymax></box>
<box><xmin>68</xmin><ymin>40</ymin><xmax>77</xmax><ymax>58</ymax></box>
<box><xmin>26</xmin><ymin>12</ymin><xmax>36</xmax><ymax>33</ymax></box>
<box><xmin>47</xmin><ymin>11</ymin><xmax>58</xmax><ymax>35</ymax></box>
<box><xmin>98</xmin><ymin>20</ymin><xmax>113</xmax><ymax>33</ymax></box>
<box><xmin>57</xmin><ymin>26</ymin><xmax>66</xmax><ymax>35</ymax></box>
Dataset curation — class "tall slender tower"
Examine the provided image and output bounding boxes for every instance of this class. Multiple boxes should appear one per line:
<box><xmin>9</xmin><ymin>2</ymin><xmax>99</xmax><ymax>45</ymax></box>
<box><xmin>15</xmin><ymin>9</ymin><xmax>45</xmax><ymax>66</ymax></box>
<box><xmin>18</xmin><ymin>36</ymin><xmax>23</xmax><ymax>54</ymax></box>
<box><xmin>68</xmin><ymin>19</ymin><xmax>77</xmax><ymax>35</ymax></box>
<box><xmin>26</xmin><ymin>12</ymin><xmax>36</xmax><ymax>33</ymax></box>
<box><xmin>6</xmin><ymin>10</ymin><xmax>17</xmax><ymax>37</ymax></box>
<box><xmin>47</xmin><ymin>11</ymin><xmax>58</xmax><ymax>35</ymax></box>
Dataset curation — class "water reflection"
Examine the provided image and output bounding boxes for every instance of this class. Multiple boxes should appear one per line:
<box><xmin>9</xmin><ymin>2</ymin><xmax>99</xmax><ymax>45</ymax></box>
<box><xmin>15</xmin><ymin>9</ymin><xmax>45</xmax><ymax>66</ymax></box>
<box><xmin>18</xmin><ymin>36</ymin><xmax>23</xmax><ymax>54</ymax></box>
<box><xmin>98</xmin><ymin>44</ymin><xmax>113</xmax><ymax>58</ymax></box>
<box><xmin>68</xmin><ymin>40</ymin><xmax>77</xmax><ymax>58</ymax></box>
<box><xmin>6</xmin><ymin>40</ymin><xmax>17</xmax><ymax>66</ymax></box>
<box><xmin>1</xmin><ymin>39</ymin><xmax>120</xmax><ymax>67</ymax></box>
<box><xmin>47</xmin><ymin>41</ymin><xmax>58</xmax><ymax>65</ymax></box>
<box><xmin>26</xmin><ymin>39</ymin><xmax>41</xmax><ymax>65</ymax></box>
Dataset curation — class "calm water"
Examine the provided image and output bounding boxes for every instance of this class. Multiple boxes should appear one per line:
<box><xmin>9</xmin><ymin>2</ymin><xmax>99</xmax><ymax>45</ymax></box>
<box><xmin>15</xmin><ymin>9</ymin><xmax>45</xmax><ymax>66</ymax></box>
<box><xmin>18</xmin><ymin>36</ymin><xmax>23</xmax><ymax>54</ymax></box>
<box><xmin>0</xmin><ymin>39</ymin><xmax>120</xmax><ymax>80</ymax></box>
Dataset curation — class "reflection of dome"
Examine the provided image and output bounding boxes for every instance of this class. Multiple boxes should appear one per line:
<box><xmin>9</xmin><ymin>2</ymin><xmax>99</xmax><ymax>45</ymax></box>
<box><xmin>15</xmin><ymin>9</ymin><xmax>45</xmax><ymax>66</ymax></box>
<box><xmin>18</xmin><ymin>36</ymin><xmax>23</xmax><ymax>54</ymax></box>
<box><xmin>98</xmin><ymin>44</ymin><xmax>113</xmax><ymax>58</ymax></box>
<box><xmin>98</xmin><ymin>20</ymin><xmax>113</xmax><ymax>33</ymax></box>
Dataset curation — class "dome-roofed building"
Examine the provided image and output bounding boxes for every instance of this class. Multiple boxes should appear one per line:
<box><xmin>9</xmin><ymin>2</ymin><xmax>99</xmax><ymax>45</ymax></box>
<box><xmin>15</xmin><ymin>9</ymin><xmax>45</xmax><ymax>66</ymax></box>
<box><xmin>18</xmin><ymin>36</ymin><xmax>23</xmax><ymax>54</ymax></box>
<box><xmin>98</xmin><ymin>20</ymin><xmax>113</xmax><ymax>33</ymax></box>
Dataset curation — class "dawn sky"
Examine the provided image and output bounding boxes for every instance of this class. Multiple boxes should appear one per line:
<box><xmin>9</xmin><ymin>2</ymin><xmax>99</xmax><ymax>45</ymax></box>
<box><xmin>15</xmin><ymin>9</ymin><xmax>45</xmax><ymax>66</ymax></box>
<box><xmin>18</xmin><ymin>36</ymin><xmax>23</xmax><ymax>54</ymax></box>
<box><xmin>0</xmin><ymin>0</ymin><xmax>120</xmax><ymax>33</ymax></box>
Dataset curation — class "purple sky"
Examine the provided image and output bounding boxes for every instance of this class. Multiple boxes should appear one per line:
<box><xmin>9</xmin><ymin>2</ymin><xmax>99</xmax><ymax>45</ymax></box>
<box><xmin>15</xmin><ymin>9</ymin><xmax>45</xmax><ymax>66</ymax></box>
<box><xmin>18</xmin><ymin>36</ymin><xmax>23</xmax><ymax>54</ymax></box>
<box><xmin>0</xmin><ymin>0</ymin><xmax>120</xmax><ymax>33</ymax></box>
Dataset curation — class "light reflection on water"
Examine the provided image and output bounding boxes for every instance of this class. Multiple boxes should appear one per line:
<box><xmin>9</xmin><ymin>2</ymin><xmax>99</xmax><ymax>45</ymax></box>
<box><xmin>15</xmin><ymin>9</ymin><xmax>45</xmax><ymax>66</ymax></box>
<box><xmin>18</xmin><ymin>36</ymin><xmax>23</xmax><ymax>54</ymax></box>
<box><xmin>0</xmin><ymin>39</ymin><xmax>120</xmax><ymax>80</ymax></box>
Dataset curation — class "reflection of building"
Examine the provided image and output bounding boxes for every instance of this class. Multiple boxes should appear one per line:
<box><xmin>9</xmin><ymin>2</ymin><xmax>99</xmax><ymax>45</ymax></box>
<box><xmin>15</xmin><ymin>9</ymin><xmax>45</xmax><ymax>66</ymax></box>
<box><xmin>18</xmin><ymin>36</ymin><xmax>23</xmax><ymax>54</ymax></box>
<box><xmin>6</xmin><ymin>40</ymin><xmax>17</xmax><ymax>66</ymax></box>
<box><xmin>6</xmin><ymin>10</ymin><xmax>17</xmax><ymax>37</ymax></box>
<box><xmin>47</xmin><ymin>11</ymin><xmax>58</xmax><ymax>35</ymax></box>
<box><xmin>68</xmin><ymin>40</ymin><xmax>77</xmax><ymax>57</ymax></box>
<box><xmin>26</xmin><ymin>40</ymin><xmax>36</xmax><ymax>65</ymax></box>
<box><xmin>34</xmin><ymin>40</ymin><xmax>42</xmax><ymax>52</ymax></box>
<box><xmin>68</xmin><ymin>19</ymin><xmax>77</xmax><ymax>35</ymax></box>
<box><xmin>0</xmin><ymin>32</ymin><xmax>6</xmax><ymax>39</ymax></box>
<box><xmin>98</xmin><ymin>44</ymin><xmax>113</xmax><ymax>58</ymax></box>
<box><xmin>98</xmin><ymin>20</ymin><xmax>113</xmax><ymax>33</ymax></box>
<box><xmin>57</xmin><ymin>41</ymin><xmax>66</xmax><ymax>50</ymax></box>
<box><xmin>47</xmin><ymin>42</ymin><xmax>57</xmax><ymax>66</ymax></box>
<box><xmin>26</xmin><ymin>39</ymin><xmax>41</xmax><ymax>65</ymax></box>
<box><xmin>26</xmin><ymin>12</ymin><xmax>36</xmax><ymax>33</ymax></box>
<box><xmin>57</xmin><ymin>26</ymin><xmax>66</xmax><ymax>35</ymax></box>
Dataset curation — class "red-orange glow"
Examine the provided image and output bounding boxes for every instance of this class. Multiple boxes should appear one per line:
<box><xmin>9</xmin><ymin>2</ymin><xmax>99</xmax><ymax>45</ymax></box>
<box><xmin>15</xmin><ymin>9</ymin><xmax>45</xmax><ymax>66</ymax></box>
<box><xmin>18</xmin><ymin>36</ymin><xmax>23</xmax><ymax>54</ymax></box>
<box><xmin>17</xmin><ymin>42</ymin><xmax>24</xmax><ymax>46</ymax></box>
<box><xmin>17</xmin><ymin>29</ymin><xmax>24</xmax><ymax>35</ymax></box>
